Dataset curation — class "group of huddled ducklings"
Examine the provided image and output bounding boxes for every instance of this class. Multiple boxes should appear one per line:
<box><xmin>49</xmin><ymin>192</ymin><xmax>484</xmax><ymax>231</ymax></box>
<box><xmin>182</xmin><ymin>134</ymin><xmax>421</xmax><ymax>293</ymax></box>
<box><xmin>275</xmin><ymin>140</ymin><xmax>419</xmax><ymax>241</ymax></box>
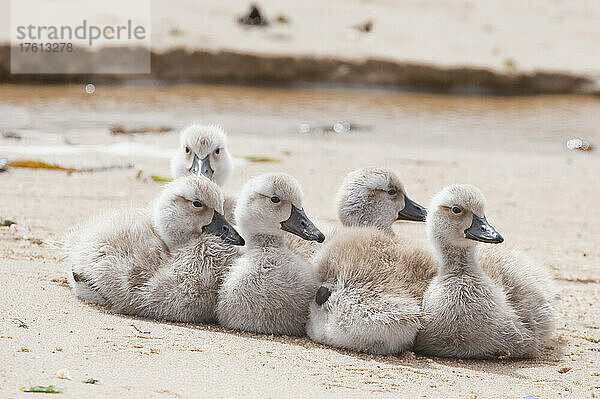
<box><xmin>61</xmin><ymin>123</ymin><xmax>556</xmax><ymax>359</ymax></box>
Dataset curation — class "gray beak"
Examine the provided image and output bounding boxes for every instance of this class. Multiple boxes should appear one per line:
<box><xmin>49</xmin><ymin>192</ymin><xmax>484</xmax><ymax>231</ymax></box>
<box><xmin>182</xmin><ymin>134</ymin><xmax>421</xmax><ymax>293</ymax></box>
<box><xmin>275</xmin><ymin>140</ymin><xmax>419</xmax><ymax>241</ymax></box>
<box><xmin>397</xmin><ymin>195</ymin><xmax>427</xmax><ymax>222</ymax></box>
<box><xmin>280</xmin><ymin>205</ymin><xmax>325</xmax><ymax>243</ymax></box>
<box><xmin>464</xmin><ymin>214</ymin><xmax>504</xmax><ymax>244</ymax></box>
<box><xmin>202</xmin><ymin>211</ymin><xmax>245</xmax><ymax>246</ymax></box>
<box><xmin>190</xmin><ymin>154</ymin><xmax>214</xmax><ymax>181</ymax></box>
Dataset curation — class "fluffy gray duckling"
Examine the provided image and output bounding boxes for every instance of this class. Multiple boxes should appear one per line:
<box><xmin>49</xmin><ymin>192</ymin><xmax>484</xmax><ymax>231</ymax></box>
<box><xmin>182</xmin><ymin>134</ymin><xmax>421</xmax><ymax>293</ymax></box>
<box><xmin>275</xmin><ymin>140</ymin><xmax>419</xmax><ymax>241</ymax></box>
<box><xmin>170</xmin><ymin>123</ymin><xmax>237</xmax><ymax>221</ymax></box>
<box><xmin>62</xmin><ymin>175</ymin><xmax>244</xmax><ymax>320</ymax></box>
<box><xmin>334</xmin><ymin>167</ymin><xmax>435</xmax><ymax>297</ymax></box>
<box><xmin>216</xmin><ymin>173</ymin><xmax>325</xmax><ymax>336</ymax></box>
<box><xmin>413</xmin><ymin>184</ymin><xmax>555</xmax><ymax>359</ymax></box>
<box><xmin>305</xmin><ymin>167</ymin><xmax>436</xmax><ymax>354</ymax></box>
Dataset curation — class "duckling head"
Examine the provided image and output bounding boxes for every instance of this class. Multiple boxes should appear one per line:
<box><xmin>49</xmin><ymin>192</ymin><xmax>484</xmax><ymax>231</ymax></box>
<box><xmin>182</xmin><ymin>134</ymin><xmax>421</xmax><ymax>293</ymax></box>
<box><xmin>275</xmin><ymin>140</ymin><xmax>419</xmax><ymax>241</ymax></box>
<box><xmin>427</xmin><ymin>184</ymin><xmax>503</xmax><ymax>249</ymax></box>
<box><xmin>336</xmin><ymin>168</ymin><xmax>427</xmax><ymax>232</ymax></box>
<box><xmin>153</xmin><ymin>175</ymin><xmax>244</xmax><ymax>249</ymax></box>
<box><xmin>235</xmin><ymin>173</ymin><xmax>325</xmax><ymax>243</ymax></box>
<box><xmin>170</xmin><ymin>123</ymin><xmax>233</xmax><ymax>186</ymax></box>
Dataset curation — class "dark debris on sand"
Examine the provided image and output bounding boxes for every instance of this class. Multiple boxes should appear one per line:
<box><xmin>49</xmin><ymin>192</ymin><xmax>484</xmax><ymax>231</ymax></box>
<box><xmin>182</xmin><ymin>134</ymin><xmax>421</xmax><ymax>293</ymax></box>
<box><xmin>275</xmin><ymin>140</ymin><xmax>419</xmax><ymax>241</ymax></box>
<box><xmin>238</xmin><ymin>4</ymin><xmax>268</xmax><ymax>26</ymax></box>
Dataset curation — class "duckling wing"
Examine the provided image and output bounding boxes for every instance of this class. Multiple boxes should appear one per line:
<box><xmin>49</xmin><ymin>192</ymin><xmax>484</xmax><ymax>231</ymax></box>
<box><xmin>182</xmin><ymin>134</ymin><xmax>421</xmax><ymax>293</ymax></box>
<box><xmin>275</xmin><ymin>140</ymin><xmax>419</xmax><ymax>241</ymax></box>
<box><xmin>477</xmin><ymin>245</ymin><xmax>556</xmax><ymax>354</ymax></box>
<box><xmin>61</xmin><ymin>208</ymin><xmax>167</xmax><ymax>313</ymax></box>
<box><xmin>136</xmin><ymin>234</ymin><xmax>240</xmax><ymax>323</ymax></box>
<box><xmin>217</xmin><ymin>247</ymin><xmax>315</xmax><ymax>336</ymax></box>
<box><xmin>308</xmin><ymin>227</ymin><xmax>426</xmax><ymax>354</ymax></box>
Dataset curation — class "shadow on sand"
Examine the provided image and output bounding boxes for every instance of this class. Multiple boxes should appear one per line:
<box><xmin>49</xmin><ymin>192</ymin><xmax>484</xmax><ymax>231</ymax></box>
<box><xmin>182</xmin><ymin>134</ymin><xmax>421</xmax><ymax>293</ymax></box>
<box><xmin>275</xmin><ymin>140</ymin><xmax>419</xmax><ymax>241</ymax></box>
<box><xmin>92</xmin><ymin>303</ymin><xmax>565</xmax><ymax>382</ymax></box>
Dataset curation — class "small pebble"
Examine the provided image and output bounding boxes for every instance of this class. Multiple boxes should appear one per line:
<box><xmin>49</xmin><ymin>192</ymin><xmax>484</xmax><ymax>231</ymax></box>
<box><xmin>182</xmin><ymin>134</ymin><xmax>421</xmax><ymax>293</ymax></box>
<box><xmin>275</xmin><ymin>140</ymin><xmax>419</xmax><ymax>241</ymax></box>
<box><xmin>275</xmin><ymin>15</ymin><xmax>289</xmax><ymax>24</ymax></box>
<box><xmin>297</xmin><ymin>123</ymin><xmax>311</xmax><ymax>134</ymax></box>
<box><xmin>332</xmin><ymin>121</ymin><xmax>351</xmax><ymax>134</ymax></box>
<box><xmin>566</xmin><ymin>138</ymin><xmax>592</xmax><ymax>151</ymax></box>
<box><xmin>353</xmin><ymin>20</ymin><xmax>373</xmax><ymax>33</ymax></box>
<box><xmin>56</xmin><ymin>369</ymin><xmax>72</xmax><ymax>380</ymax></box>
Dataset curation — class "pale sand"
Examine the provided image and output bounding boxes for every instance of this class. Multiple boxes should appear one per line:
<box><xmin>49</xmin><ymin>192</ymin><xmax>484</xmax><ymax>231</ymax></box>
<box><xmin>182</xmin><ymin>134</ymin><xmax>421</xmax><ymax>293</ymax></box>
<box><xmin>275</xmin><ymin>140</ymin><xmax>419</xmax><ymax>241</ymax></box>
<box><xmin>1</xmin><ymin>84</ymin><xmax>599</xmax><ymax>398</ymax></box>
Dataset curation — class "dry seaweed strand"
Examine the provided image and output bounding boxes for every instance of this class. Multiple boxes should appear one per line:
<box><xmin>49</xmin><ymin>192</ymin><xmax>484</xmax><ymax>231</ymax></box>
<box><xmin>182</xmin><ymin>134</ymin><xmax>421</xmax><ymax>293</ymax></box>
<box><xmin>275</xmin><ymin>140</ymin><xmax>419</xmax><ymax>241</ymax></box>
<box><xmin>7</xmin><ymin>160</ymin><xmax>134</xmax><ymax>174</ymax></box>
<box><xmin>235</xmin><ymin>154</ymin><xmax>282</xmax><ymax>163</ymax></box>
<box><xmin>7</xmin><ymin>160</ymin><xmax>77</xmax><ymax>173</ymax></box>
<box><xmin>109</xmin><ymin>125</ymin><xmax>172</xmax><ymax>135</ymax></box>
<box><xmin>12</xmin><ymin>318</ymin><xmax>28</xmax><ymax>328</ymax></box>
<box><xmin>20</xmin><ymin>385</ymin><xmax>63</xmax><ymax>393</ymax></box>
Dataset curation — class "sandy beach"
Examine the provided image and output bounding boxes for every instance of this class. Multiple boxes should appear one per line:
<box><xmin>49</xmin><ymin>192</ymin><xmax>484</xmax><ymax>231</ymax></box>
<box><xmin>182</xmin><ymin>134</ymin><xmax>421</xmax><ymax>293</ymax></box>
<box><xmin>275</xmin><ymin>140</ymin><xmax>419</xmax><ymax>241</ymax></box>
<box><xmin>1</xmin><ymin>84</ymin><xmax>599</xmax><ymax>398</ymax></box>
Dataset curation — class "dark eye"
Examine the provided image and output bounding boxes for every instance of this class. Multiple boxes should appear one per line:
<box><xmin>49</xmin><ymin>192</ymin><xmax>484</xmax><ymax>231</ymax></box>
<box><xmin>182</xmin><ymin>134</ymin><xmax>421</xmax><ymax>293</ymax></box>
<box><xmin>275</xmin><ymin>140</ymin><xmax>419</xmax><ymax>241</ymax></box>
<box><xmin>192</xmin><ymin>201</ymin><xmax>203</xmax><ymax>208</ymax></box>
<box><xmin>387</xmin><ymin>189</ymin><xmax>396</xmax><ymax>196</ymax></box>
<box><xmin>452</xmin><ymin>206</ymin><xmax>462</xmax><ymax>214</ymax></box>
<box><xmin>185</xmin><ymin>146</ymin><xmax>190</xmax><ymax>154</ymax></box>
<box><xmin>270</xmin><ymin>196</ymin><xmax>280</xmax><ymax>203</ymax></box>
<box><xmin>214</xmin><ymin>148</ymin><xmax>220</xmax><ymax>155</ymax></box>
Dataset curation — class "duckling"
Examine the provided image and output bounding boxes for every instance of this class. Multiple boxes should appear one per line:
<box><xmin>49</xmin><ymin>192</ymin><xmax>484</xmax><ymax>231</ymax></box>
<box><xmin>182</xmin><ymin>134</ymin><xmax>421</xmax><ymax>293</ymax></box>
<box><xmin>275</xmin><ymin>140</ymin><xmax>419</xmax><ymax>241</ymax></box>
<box><xmin>170</xmin><ymin>123</ymin><xmax>237</xmax><ymax>220</ymax></box>
<box><xmin>413</xmin><ymin>184</ymin><xmax>555</xmax><ymax>358</ymax></box>
<box><xmin>286</xmin><ymin>167</ymin><xmax>427</xmax><ymax>259</ymax></box>
<box><xmin>305</xmin><ymin>168</ymin><xmax>436</xmax><ymax>354</ymax></box>
<box><xmin>216</xmin><ymin>173</ymin><xmax>325</xmax><ymax>335</ymax></box>
<box><xmin>171</xmin><ymin>124</ymin><xmax>233</xmax><ymax>185</ymax></box>
<box><xmin>62</xmin><ymin>175</ymin><xmax>244</xmax><ymax>320</ymax></box>
<box><xmin>333</xmin><ymin>167</ymin><xmax>434</xmax><ymax>299</ymax></box>
<box><xmin>134</xmin><ymin>177</ymin><xmax>245</xmax><ymax>323</ymax></box>
<box><xmin>306</xmin><ymin>226</ymin><xmax>433</xmax><ymax>354</ymax></box>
